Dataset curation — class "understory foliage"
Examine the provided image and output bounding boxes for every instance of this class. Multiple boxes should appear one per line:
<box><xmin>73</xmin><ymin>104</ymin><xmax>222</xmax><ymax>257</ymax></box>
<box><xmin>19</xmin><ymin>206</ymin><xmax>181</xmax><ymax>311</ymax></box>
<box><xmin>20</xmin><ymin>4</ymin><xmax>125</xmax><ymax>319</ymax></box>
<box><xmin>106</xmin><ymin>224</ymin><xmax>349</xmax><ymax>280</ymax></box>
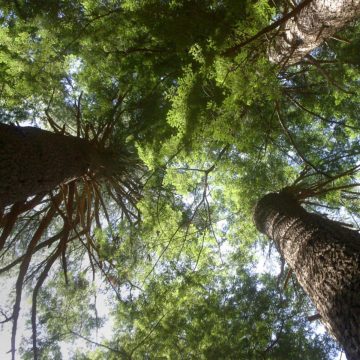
<box><xmin>0</xmin><ymin>0</ymin><xmax>359</xmax><ymax>359</ymax></box>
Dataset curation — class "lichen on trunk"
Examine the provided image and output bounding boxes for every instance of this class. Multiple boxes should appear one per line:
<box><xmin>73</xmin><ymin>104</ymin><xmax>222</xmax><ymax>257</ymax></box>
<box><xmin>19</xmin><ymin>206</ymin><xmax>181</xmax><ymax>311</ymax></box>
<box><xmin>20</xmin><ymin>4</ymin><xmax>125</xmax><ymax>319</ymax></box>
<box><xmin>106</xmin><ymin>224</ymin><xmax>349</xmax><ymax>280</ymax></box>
<box><xmin>254</xmin><ymin>191</ymin><xmax>360</xmax><ymax>360</ymax></box>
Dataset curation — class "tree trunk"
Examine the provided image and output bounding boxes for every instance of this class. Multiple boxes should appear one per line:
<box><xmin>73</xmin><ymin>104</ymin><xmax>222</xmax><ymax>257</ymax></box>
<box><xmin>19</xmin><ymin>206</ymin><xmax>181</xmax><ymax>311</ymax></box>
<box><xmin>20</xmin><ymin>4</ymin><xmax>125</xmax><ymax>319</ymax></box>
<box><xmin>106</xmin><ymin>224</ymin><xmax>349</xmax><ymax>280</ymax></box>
<box><xmin>0</xmin><ymin>123</ymin><xmax>104</xmax><ymax>208</ymax></box>
<box><xmin>253</xmin><ymin>191</ymin><xmax>360</xmax><ymax>360</ymax></box>
<box><xmin>269</xmin><ymin>0</ymin><xmax>360</xmax><ymax>65</ymax></box>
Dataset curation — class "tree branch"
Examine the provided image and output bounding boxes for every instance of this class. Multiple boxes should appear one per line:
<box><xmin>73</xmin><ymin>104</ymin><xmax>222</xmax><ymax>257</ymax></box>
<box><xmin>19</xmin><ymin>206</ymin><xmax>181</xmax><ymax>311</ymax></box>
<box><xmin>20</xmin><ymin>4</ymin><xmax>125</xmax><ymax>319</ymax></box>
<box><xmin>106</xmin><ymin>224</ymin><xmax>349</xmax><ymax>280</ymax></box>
<box><xmin>223</xmin><ymin>0</ymin><xmax>314</xmax><ymax>57</ymax></box>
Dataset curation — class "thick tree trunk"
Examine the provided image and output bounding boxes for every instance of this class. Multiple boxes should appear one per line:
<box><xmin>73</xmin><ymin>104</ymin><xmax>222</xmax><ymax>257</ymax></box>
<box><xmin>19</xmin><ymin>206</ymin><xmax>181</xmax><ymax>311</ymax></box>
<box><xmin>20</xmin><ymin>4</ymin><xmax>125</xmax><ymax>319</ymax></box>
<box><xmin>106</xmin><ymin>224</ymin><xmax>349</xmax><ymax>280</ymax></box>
<box><xmin>254</xmin><ymin>191</ymin><xmax>360</xmax><ymax>360</ymax></box>
<box><xmin>269</xmin><ymin>0</ymin><xmax>360</xmax><ymax>65</ymax></box>
<box><xmin>0</xmin><ymin>123</ymin><xmax>104</xmax><ymax>208</ymax></box>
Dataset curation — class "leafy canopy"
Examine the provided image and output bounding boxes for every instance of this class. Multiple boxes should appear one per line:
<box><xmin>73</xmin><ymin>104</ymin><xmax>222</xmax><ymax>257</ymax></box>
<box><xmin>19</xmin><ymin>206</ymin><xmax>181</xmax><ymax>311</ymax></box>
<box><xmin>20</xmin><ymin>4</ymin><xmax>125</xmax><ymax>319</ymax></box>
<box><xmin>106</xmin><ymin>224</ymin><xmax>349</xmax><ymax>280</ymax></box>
<box><xmin>0</xmin><ymin>0</ymin><xmax>359</xmax><ymax>359</ymax></box>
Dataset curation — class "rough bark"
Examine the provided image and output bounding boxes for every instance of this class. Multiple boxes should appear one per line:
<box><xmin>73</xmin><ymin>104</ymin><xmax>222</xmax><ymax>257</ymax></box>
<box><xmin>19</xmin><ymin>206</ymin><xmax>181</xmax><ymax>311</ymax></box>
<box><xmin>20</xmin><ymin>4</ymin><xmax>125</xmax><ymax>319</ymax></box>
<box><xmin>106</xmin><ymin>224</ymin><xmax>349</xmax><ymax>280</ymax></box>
<box><xmin>269</xmin><ymin>0</ymin><xmax>360</xmax><ymax>65</ymax></box>
<box><xmin>254</xmin><ymin>191</ymin><xmax>360</xmax><ymax>360</ymax></box>
<box><xmin>0</xmin><ymin>123</ymin><xmax>104</xmax><ymax>208</ymax></box>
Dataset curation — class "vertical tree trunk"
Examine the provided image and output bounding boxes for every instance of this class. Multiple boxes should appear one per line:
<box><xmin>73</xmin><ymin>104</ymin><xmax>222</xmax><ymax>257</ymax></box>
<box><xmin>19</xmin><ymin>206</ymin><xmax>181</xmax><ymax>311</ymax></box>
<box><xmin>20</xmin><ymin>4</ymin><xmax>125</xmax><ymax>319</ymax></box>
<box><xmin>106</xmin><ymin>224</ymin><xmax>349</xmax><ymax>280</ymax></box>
<box><xmin>0</xmin><ymin>123</ymin><xmax>103</xmax><ymax>208</ymax></box>
<box><xmin>254</xmin><ymin>191</ymin><xmax>360</xmax><ymax>360</ymax></box>
<box><xmin>269</xmin><ymin>0</ymin><xmax>360</xmax><ymax>65</ymax></box>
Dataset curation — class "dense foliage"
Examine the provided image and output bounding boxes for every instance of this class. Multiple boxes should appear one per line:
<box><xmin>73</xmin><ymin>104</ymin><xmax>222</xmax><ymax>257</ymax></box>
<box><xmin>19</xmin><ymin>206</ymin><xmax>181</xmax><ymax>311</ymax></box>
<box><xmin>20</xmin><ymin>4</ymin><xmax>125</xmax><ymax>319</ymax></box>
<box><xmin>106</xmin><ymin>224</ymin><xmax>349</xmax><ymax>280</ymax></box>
<box><xmin>0</xmin><ymin>0</ymin><xmax>359</xmax><ymax>359</ymax></box>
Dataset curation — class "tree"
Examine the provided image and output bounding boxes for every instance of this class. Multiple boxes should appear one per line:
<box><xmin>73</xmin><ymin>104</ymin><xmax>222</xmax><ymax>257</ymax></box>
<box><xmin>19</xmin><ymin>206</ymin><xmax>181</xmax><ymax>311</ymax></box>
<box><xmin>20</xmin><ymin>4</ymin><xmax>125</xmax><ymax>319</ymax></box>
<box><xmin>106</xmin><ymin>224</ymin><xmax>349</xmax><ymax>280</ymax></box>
<box><xmin>0</xmin><ymin>98</ymin><xmax>141</xmax><ymax>360</ymax></box>
<box><xmin>0</xmin><ymin>1</ymin><xmax>359</xmax><ymax>359</ymax></box>
<box><xmin>224</xmin><ymin>0</ymin><xmax>360</xmax><ymax>65</ymax></box>
<box><xmin>254</xmin><ymin>183</ymin><xmax>360</xmax><ymax>360</ymax></box>
<box><xmin>268</xmin><ymin>0</ymin><xmax>360</xmax><ymax>65</ymax></box>
<box><xmin>0</xmin><ymin>123</ymin><xmax>111</xmax><ymax>207</ymax></box>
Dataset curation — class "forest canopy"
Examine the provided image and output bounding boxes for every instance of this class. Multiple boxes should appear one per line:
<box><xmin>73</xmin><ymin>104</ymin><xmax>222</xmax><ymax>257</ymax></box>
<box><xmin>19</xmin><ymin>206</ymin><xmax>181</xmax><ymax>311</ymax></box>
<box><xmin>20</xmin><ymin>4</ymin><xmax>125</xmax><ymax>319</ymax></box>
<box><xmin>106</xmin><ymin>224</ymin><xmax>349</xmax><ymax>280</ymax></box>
<box><xmin>0</xmin><ymin>0</ymin><xmax>359</xmax><ymax>359</ymax></box>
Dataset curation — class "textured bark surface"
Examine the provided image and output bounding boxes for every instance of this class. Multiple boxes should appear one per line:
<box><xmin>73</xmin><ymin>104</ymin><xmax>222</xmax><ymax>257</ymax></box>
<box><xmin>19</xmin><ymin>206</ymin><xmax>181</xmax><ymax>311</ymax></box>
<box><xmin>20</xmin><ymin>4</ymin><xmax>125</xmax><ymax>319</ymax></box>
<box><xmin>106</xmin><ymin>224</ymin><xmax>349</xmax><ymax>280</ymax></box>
<box><xmin>269</xmin><ymin>0</ymin><xmax>360</xmax><ymax>65</ymax></box>
<box><xmin>0</xmin><ymin>123</ymin><xmax>103</xmax><ymax>208</ymax></box>
<box><xmin>254</xmin><ymin>191</ymin><xmax>360</xmax><ymax>360</ymax></box>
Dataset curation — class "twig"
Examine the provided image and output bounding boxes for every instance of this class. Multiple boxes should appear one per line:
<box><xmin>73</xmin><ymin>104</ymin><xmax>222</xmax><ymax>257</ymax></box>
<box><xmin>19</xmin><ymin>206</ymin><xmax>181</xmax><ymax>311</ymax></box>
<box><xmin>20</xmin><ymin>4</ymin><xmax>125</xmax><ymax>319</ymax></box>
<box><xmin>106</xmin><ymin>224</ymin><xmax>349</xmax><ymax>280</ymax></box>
<box><xmin>307</xmin><ymin>313</ymin><xmax>322</xmax><ymax>322</ymax></box>
<box><xmin>285</xmin><ymin>93</ymin><xmax>360</xmax><ymax>131</ymax></box>
<box><xmin>305</xmin><ymin>54</ymin><xmax>355</xmax><ymax>95</ymax></box>
<box><xmin>11</xmin><ymin>193</ymin><xmax>62</xmax><ymax>360</ymax></box>
<box><xmin>283</xmin><ymin>268</ymin><xmax>293</xmax><ymax>290</ymax></box>
<box><xmin>130</xmin><ymin>313</ymin><xmax>167</xmax><ymax>357</ymax></box>
<box><xmin>32</xmin><ymin>239</ymin><xmax>66</xmax><ymax>359</ymax></box>
<box><xmin>0</xmin><ymin>309</ymin><xmax>13</xmax><ymax>324</ymax></box>
<box><xmin>275</xmin><ymin>102</ymin><xmax>329</xmax><ymax>178</ymax></box>
<box><xmin>69</xmin><ymin>329</ymin><xmax>128</xmax><ymax>358</ymax></box>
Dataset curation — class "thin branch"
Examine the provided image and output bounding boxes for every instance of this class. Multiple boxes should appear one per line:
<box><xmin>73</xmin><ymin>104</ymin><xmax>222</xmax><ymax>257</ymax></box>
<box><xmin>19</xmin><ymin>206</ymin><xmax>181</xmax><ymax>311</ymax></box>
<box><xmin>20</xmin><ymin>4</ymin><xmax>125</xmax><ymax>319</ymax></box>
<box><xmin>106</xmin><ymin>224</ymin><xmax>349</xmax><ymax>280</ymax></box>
<box><xmin>222</xmin><ymin>0</ymin><xmax>314</xmax><ymax>57</ymax></box>
<box><xmin>309</xmin><ymin>183</ymin><xmax>360</xmax><ymax>198</ymax></box>
<box><xmin>305</xmin><ymin>54</ymin><xmax>355</xmax><ymax>95</ymax></box>
<box><xmin>69</xmin><ymin>329</ymin><xmax>128</xmax><ymax>358</ymax></box>
<box><xmin>296</xmin><ymin>164</ymin><xmax>360</xmax><ymax>198</ymax></box>
<box><xmin>262</xmin><ymin>319</ymin><xmax>285</xmax><ymax>355</ymax></box>
<box><xmin>0</xmin><ymin>194</ymin><xmax>45</xmax><ymax>251</ymax></box>
<box><xmin>130</xmin><ymin>313</ymin><xmax>167</xmax><ymax>357</ymax></box>
<box><xmin>285</xmin><ymin>93</ymin><xmax>360</xmax><ymax>131</ymax></box>
<box><xmin>32</xmin><ymin>239</ymin><xmax>65</xmax><ymax>359</ymax></box>
<box><xmin>193</xmin><ymin>231</ymin><xmax>206</xmax><ymax>272</ymax></box>
<box><xmin>11</xmin><ymin>193</ymin><xmax>62</xmax><ymax>360</ymax></box>
<box><xmin>92</xmin><ymin>181</ymin><xmax>113</xmax><ymax>234</ymax></box>
<box><xmin>205</xmin><ymin>195</ymin><xmax>224</xmax><ymax>265</ymax></box>
<box><xmin>75</xmin><ymin>92</ymin><xmax>84</xmax><ymax>138</ymax></box>
<box><xmin>275</xmin><ymin>102</ymin><xmax>329</xmax><ymax>178</ymax></box>
<box><xmin>283</xmin><ymin>268</ymin><xmax>293</xmax><ymax>290</ymax></box>
<box><xmin>0</xmin><ymin>230</ymin><xmax>65</xmax><ymax>275</ymax></box>
<box><xmin>0</xmin><ymin>309</ymin><xmax>13</xmax><ymax>324</ymax></box>
<box><xmin>307</xmin><ymin>313</ymin><xmax>322</xmax><ymax>322</ymax></box>
<box><xmin>303</xmin><ymin>201</ymin><xmax>339</xmax><ymax>210</ymax></box>
<box><xmin>44</xmin><ymin>109</ymin><xmax>65</xmax><ymax>134</ymax></box>
<box><xmin>0</xmin><ymin>193</ymin><xmax>45</xmax><ymax>228</ymax></box>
